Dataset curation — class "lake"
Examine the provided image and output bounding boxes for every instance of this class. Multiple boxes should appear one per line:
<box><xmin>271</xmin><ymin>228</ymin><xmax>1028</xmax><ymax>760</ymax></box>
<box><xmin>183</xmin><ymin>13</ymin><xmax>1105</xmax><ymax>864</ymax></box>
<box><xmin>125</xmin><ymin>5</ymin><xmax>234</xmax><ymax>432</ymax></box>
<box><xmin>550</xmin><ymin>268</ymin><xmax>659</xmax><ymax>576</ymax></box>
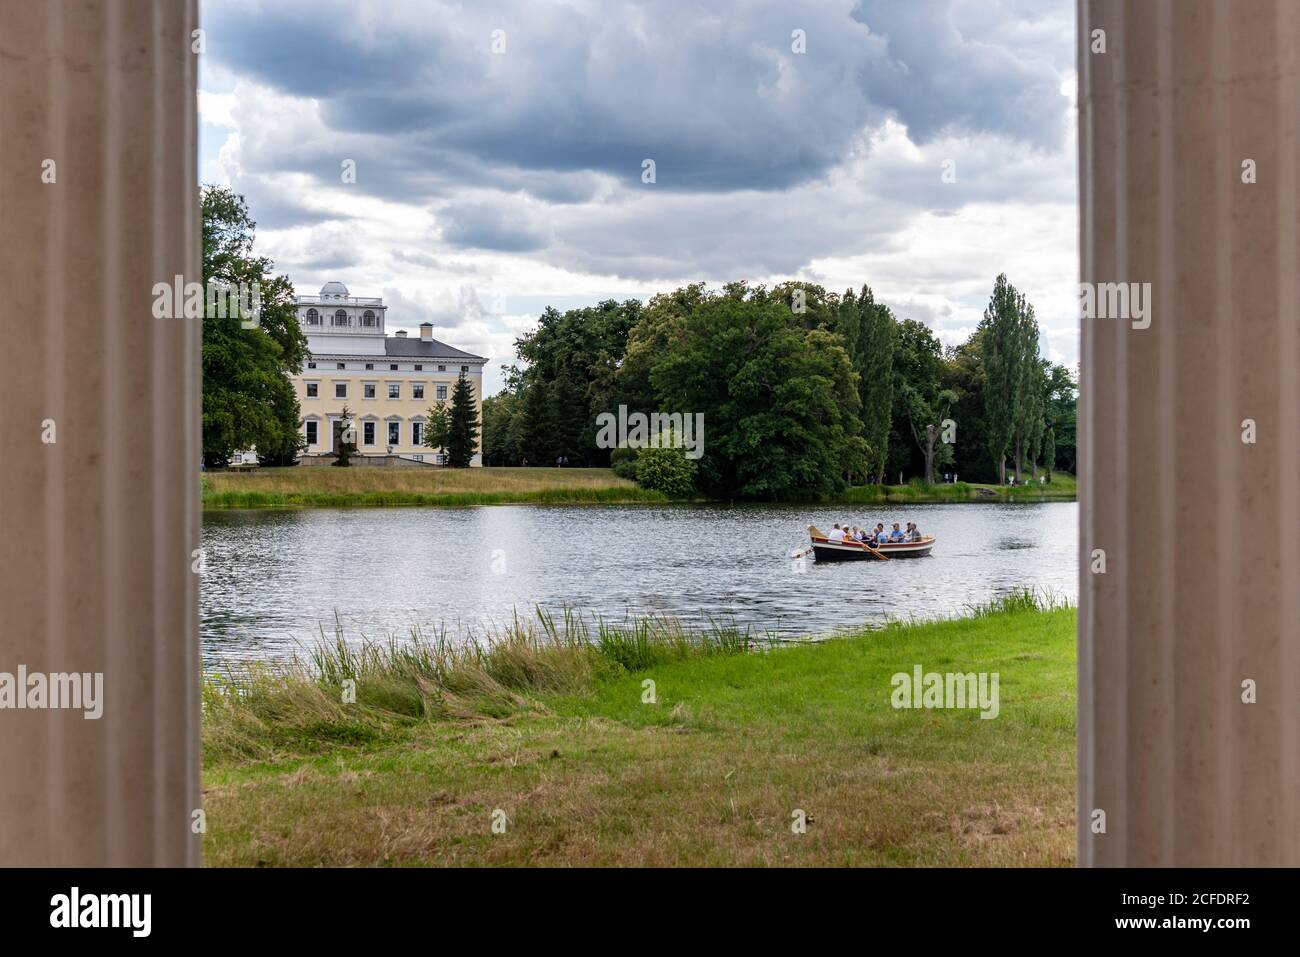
<box><xmin>201</xmin><ymin>501</ymin><xmax>1077</xmax><ymax>665</ymax></box>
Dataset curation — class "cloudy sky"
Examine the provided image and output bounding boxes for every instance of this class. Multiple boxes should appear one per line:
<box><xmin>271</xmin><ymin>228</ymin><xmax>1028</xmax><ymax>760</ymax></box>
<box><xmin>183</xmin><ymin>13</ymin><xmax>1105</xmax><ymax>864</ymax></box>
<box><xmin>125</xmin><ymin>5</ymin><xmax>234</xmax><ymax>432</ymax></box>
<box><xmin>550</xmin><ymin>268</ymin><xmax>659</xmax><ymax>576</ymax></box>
<box><xmin>199</xmin><ymin>0</ymin><xmax>1079</xmax><ymax>395</ymax></box>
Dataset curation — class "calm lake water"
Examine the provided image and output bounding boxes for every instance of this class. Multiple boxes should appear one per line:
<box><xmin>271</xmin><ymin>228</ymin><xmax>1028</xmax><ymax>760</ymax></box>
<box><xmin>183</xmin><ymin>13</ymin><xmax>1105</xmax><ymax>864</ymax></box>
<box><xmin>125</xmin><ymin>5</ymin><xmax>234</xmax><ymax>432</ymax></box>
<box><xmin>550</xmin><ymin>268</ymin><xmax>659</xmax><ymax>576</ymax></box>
<box><xmin>201</xmin><ymin>502</ymin><xmax>1077</xmax><ymax>665</ymax></box>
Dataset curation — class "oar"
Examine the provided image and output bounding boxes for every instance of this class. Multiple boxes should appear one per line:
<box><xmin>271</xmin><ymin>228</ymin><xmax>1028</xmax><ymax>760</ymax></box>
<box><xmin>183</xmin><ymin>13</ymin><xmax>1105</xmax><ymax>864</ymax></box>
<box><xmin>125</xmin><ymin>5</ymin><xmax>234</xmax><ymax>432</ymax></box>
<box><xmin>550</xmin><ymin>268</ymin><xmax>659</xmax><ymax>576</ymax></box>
<box><xmin>863</xmin><ymin>540</ymin><xmax>891</xmax><ymax>562</ymax></box>
<box><xmin>789</xmin><ymin>546</ymin><xmax>814</xmax><ymax>559</ymax></box>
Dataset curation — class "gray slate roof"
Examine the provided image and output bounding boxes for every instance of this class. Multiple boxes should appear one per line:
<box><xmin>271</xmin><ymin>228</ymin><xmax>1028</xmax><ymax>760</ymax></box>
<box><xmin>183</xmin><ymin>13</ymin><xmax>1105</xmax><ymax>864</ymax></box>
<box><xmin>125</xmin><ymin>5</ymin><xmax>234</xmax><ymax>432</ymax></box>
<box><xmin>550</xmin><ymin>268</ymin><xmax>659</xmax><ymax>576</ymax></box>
<box><xmin>384</xmin><ymin>337</ymin><xmax>485</xmax><ymax>361</ymax></box>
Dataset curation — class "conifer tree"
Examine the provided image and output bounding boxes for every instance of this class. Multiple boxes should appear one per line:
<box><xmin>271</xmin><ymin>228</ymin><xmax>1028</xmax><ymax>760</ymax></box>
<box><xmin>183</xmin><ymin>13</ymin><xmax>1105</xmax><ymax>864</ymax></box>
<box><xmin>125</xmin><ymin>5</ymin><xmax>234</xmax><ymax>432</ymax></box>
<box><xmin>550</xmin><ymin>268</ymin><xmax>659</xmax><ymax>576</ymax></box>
<box><xmin>445</xmin><ymin>373</ymin><xmax>480</xmax><ymax>468</ymax></box>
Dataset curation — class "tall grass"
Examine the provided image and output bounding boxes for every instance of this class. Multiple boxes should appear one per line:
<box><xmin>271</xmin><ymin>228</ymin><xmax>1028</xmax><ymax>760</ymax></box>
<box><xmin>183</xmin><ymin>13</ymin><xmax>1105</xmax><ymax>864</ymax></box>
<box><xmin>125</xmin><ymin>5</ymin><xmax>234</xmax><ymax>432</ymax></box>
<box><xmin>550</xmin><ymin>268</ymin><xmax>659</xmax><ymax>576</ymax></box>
<box><xmin>201</xmin><ymin>466</ymin><xmax>672</xmax><ymax>508</ymax></box>
<box><xmin>202</xmin><ymin>609</ymin><xmax>751</xmax><ymax>762</ymax></box>
<box><xmin>963</xmin><ymin>587</ymin><xmax>1068</xmax><ymax>618</ymax></box>
<box><xmin>203</xmin><ymin>485</ymin><xmax>669</xmax><ymax>509</ymax></box>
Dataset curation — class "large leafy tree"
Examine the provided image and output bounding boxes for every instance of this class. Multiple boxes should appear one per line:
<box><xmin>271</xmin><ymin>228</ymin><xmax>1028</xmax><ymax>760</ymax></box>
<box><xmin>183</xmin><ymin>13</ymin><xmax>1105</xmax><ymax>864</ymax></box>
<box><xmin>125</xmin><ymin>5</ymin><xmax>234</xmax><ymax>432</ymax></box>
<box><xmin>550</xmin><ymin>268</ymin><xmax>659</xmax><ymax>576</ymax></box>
<box><xmin>480</xmin><ymin>390</ymin><xmax>524</xmax><ymax>466</ymax></box>
<box><xmin>649</xmin><ymin>287</ymin><xmax>868</xmax><ymax>499</ymax></box>
<box><xmin>514</xmin><ymin>299</ymin><xmax>643</xmax><ymax>467</ymax></box>
<box><xmin>201</xmin><ymin>186</ymin><xmax>308</xmax><ymax>467</ymax></box>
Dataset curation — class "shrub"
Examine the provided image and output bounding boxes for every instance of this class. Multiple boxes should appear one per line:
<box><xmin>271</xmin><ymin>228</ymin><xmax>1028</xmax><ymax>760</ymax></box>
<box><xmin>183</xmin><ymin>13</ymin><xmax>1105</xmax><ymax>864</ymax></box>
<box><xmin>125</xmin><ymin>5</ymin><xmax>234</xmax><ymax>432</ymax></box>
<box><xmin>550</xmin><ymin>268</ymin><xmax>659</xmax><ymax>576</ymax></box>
<box><xmin>635</xmin><ymin>442</ymin><xmax>697</xmax><ymax>498</ymax></box>
<box><xmin>610</xmin><ymin>446</ymin><xmax>639</xmax><ymax>481</ymax></box>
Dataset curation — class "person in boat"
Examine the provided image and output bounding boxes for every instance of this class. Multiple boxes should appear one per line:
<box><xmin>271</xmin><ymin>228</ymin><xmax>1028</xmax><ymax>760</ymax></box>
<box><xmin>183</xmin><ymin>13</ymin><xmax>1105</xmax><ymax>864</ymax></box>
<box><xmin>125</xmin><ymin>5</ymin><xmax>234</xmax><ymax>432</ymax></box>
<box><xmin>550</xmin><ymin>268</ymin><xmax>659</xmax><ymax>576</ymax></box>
<box><xmin>905</xmin><ymin>522</ymin><xmax>920</xmax><ymax>541</ymax></box>
<box><xmin>828</xmin><ymin>523</ymin><xmax>846</xmax><ymax>543</ymax></box>
<box><xmin>889</xmin><ymin>523</ymin><xmax>905</xmax><ymax>542</ymax></box>
<box><xmin>874</xmin><ymin>523</ymin><xmax>888</xmax><ymax>544</ymax></box>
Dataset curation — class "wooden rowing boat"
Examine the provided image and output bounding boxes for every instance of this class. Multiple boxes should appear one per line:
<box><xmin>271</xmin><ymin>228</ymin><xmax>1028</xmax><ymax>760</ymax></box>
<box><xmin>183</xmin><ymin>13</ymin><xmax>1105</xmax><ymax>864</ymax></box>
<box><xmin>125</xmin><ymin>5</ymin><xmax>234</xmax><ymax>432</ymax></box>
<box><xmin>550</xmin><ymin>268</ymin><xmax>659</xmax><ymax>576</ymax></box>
<box><xmin>806</xmin><ymin>524</ymin><xmax>935</xmax><ymax>560</ymax></box>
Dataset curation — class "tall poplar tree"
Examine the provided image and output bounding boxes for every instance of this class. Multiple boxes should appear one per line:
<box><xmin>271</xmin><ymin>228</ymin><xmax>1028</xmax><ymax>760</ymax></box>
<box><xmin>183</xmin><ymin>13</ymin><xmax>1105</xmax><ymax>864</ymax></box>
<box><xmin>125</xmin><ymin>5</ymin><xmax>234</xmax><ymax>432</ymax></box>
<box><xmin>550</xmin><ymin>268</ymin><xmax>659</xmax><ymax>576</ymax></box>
<box><xmin>858</xmin><ymin>285</ymin><xmax>896</xmax><ymax>482</ymax></box>
<box><xmin>980</xmin><ymin>274</ymin><xmax>1022</xmax><ymax>484</ymax></box>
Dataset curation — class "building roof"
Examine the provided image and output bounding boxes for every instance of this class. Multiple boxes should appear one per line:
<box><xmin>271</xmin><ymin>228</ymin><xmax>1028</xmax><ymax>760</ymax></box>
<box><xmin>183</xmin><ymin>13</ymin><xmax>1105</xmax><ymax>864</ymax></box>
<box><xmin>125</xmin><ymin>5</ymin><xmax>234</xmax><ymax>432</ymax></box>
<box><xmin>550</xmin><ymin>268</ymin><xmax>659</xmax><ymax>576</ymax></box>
<box><xmin>384</xmin><ymin>336</ymin><xmax>486</xmax><ymax>361</ymax></box>
<box><xmin>320</xmin><ymin>281</ymin><xmax>350</xmax><ymax>297</ymax></box>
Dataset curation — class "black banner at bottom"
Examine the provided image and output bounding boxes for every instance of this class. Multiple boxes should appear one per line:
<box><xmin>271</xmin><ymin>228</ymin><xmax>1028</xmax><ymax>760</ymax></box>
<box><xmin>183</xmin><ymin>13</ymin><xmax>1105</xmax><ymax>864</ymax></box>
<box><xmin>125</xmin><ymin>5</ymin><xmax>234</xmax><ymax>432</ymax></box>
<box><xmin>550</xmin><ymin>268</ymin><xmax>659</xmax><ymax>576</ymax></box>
<box><xmin>0</xmin><ymin>866</ymin><xmax>1277</xmax><ymax>943</ymax></box>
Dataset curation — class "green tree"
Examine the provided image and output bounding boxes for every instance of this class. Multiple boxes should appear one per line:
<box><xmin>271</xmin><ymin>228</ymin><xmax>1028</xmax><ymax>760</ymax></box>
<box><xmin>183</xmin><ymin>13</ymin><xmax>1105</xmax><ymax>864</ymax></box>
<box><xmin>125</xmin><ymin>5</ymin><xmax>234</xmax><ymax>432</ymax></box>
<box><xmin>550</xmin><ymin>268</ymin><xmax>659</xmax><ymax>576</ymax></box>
<box><xmin>201</xmin><ymin>186</ymin><xmax>308</xmax><ymax>467</ymax></box>
<box><xmin>858</xmin><ymin>285</ymin><xmax>896</xmax><ymax>481</ymax></box>
<box><xmin>650</xmin><ymin>289</ymin><xmax>868</xmax><ymax>499</ymax></box>
<box><xmin>980</xmin><ymin>274</ymin><xmax>1030</xmax><ymax>484</ymax></box>
<box><xmin>480</xmin><ymin>390</ymin><xmax>524</xmax><ymax>466</ymax></box>
<box><xmin>423</xmin><ymin>402</ymin><xmax>451</xmax><ymax>460</ymax></box>
<box><xmin>331</xmin><ymin>405</ymin><xmax>356</xmax><ymax>467</ymax></box>
<box><xmin>514</xmin><ymin>299</ymin><xmax>643</xmax><ymax>466</ymax></box>
<box><xmin>445</xmin><ymin>373</ymin><xmax>480</xmax><ymax>468</ymax></box>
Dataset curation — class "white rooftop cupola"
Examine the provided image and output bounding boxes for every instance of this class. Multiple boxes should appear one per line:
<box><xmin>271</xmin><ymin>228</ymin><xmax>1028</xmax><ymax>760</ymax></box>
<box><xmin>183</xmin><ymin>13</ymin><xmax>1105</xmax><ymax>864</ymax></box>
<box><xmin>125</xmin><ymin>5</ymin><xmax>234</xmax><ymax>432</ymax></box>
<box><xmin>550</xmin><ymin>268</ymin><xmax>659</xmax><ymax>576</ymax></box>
<box><xmin>320</xmin><ymin>281</ymin><xmax>350</xmax><ymax>300</ymax></box>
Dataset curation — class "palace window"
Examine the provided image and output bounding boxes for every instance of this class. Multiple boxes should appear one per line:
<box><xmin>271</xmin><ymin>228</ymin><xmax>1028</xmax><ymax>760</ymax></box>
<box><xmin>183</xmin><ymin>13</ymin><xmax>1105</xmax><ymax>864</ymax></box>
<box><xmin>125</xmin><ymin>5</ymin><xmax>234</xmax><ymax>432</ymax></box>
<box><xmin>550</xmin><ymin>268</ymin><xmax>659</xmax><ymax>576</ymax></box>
<box><xmin>362</xmin><ymin>310</ymin><xmax>376</xmax><ymax>327</ymax></box>
<box><xmin>461</xmin><ymin>365</ymin><xmax>469</xmax><ymax>373</ymax></box>
<box><xmin>412</xmin><ymin>421</ymin><xmax>424</xmax><ymax>446</ymax></box>
<box><xmin>414</xmin><ymin>364</ymin><xmax>423</xmax><ymax>371</ymax></box>
<box><xmin>437</xmin><ymin>365</ymin><xmax>445</xmax><ymax>372</ymax></box>
<box><xmin>307</xmin><ymin>361</ymin><xmax>316</xmax><ymax>369</ymax></box>
<box><xmin>387</xmin><ymin>421</ymin><xmax>400</xmax><ymax>445</ymax></box>
<box><xmin>412</xmin><ymin>383</ymin><xmax>424</xmax><ymax>400</ymax></box>
<box><xmin>306</xmin><ymin>383</ymin><xmax>318</xmax><ymax>398</ymax></box>
<box><xmin>335</xmin><ymin>383</ymin><xmax>347</xmax><ymax>399</ymax></box>
<box><xmin>333</xmin><ymin>310</ymin><xmax>349</xmax><ymax>327</ymax></box>
<box><xmin>436</xmin><ymin>385</ymin><xmax>447</xmax><ymax>401</ymax></box>
<box><xmin>364</xmin><ymin>383</ymin><xmax>375</xmax><ymax>399</ymax></box>
<box><xmin>336</xmin><ymin>362</ymin><xmax>345</xmax><ymax>369</ymax></box>
<box><xmin>305</xmin><ymin>308</ymin><xmax>320</xmax><ymax>326</ymax></box>
<box><xmin>305</xmin><ymin>421</ymin><xmax>318</xmax><ymax>445</ymax></box>
<box><xmin>363</xmin><ymin>421</ymin><xmax>375</xmax><ymax>446</ymax></box>
<box><xmin>388</xmin><ymin>383</ymin><xmax>400</xmax><ymax>399</ymax></box>
<box><xmin>365</xmin><ymin>363</ymin><xmax>374</xmax><ymax>370</ymax></box>
<box><xmin>390</xmin><ymin>364</ymin><xmax>398</xmax><ymax>371</ymax></box>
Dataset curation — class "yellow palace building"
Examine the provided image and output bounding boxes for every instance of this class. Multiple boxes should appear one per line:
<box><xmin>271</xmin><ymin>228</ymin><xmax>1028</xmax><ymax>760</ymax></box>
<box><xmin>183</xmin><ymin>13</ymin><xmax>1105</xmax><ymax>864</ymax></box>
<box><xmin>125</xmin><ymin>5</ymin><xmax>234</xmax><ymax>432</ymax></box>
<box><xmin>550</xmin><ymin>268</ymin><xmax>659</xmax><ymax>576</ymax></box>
<box><xmin>293</xmin><ymin>281</ymin><xmax>486</xmax><ymax>465</ymax></box>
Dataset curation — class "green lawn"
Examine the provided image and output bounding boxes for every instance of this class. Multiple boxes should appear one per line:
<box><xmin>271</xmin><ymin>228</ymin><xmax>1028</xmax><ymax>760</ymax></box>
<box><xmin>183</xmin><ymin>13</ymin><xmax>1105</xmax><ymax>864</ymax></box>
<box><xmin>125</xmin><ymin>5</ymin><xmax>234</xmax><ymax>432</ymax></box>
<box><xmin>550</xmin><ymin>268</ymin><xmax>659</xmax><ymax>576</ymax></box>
<box><xmin>202</xmin><ymin>602</ymin><xmax>1077</xmax><ymax>866</ymax></box>
<box><xmin>202</xmin><ymin>466</ymin><xmax>666</xmax><ymax>508</ymax></box>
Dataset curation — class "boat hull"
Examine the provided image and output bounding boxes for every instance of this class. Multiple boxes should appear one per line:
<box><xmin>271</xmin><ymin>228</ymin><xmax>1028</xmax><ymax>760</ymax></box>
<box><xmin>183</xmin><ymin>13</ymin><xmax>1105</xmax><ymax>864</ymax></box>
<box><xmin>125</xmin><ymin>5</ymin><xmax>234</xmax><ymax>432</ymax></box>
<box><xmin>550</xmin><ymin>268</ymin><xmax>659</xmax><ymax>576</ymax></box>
<box><xmin>808</xmin><ymin>535</ymin><xmax>935</xmax><ymax>560</ymax></box>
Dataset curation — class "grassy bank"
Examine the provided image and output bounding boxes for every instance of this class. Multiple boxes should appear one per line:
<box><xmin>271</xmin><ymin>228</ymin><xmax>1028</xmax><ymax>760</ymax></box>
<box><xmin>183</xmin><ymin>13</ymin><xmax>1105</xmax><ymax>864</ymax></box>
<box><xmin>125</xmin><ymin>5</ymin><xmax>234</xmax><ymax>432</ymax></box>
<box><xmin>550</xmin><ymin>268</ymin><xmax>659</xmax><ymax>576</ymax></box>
<box><xmin>202</xmin><ymin>466</ymin><xmax>667</xmax><ymax>508</ymax></box>
<box><xmin>202</xmin><ymin>465</ymin><xmax>1076</xmax><ymax>509</ymax></box>
<box><xmin>828</xmin><ymin>473</ymin><xmax>1077</xmax><ymax>505</ymax></box>
<box><xmin>202</xmin><ymin>595</ymin><xmax>1076</xmax><ymax>866</ymax></box>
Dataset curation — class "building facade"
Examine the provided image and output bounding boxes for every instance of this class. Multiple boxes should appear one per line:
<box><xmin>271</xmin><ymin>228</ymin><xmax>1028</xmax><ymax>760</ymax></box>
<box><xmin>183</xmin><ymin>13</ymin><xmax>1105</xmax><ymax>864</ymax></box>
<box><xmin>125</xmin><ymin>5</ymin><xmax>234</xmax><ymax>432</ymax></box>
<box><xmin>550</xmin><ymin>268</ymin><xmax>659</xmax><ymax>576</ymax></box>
<box><xmin>293</xmin><ymin>281</ymin><xmax>486</xmax><ymax>465</ymax></box>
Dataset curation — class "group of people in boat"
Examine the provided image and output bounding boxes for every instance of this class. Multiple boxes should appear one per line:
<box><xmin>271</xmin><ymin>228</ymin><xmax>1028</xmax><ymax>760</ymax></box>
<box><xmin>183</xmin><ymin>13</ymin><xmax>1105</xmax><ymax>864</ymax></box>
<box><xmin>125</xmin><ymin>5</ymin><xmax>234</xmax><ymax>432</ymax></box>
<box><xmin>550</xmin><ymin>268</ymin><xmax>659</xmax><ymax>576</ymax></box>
<box><xmin>826</xmin><ymin>521</ymin><xmax>923</xmax><ymax>546</ymax></box>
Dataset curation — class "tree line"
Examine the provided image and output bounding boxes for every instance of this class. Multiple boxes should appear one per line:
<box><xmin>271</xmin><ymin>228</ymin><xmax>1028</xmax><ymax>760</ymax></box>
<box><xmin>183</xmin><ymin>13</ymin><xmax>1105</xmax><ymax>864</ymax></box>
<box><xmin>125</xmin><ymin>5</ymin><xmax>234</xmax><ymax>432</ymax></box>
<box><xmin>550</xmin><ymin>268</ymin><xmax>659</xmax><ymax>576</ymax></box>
<box><xmin>483</xmin><ymin>276</ymin><xmax>1076</xmax><ymax>496</ymax></box>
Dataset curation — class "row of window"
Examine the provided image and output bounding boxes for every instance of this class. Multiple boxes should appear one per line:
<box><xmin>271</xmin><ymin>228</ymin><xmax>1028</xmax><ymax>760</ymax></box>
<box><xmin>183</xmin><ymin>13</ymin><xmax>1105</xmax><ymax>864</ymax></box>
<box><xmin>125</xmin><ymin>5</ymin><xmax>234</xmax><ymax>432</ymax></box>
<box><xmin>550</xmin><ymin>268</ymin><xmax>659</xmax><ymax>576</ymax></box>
<box><xmin>304</xmin><ymin>308</ymin><xmax>378</xmax><ymax>327</ymax></box>
<box><xmin>306</xmin><ymin>362</ymin><xmax>471</xmax><ymax>373</ymax></box>
<box><xmin>304</xmin><ymin>419</ymin><xmax>428</xmax><ymax>448</ymax></box>
<box><xmin>306</xmin><ymin>382</ymin><xmax>450</xmax><ymax>401</ymax></box>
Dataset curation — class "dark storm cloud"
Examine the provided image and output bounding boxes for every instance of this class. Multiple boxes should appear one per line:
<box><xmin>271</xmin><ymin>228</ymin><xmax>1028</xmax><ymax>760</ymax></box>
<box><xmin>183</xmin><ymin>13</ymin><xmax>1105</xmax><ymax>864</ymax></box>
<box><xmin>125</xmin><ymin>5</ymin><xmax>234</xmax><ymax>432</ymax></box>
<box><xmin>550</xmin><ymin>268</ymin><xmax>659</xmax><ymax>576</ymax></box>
<box><xmin>204</xmin><ymin>0</ymin><xmax>1068</xmax><ymax>199</ymax></box>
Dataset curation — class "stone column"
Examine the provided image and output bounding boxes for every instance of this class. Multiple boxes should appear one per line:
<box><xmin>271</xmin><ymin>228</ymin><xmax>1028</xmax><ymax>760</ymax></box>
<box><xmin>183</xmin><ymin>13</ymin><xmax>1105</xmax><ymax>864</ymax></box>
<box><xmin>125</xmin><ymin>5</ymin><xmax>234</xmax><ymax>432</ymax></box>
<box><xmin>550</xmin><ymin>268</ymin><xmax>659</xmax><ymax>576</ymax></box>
<box><xmin>1079</xmin><ymin>0</ymin><xmax>1300</xmax><ymax>865</ymax></box>
<box><xmin>0</xmin><ymin>0</ymin><xmax>201</xmax><ymax>865</ymax></box>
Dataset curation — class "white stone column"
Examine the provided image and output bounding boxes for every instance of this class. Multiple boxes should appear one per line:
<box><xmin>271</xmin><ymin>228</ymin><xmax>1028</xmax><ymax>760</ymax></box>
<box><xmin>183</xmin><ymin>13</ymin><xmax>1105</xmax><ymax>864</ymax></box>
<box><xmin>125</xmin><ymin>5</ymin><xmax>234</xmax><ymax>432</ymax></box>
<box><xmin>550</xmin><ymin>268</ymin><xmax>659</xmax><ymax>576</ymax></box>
<box><xmin>1079</xmin><ymin>0</ymin><xmax>1300</xmax><ymax>865</ymax></box>
<box><xmin>0</xmin><ymin>0</ymin><xmax>202</xmax><ymax>866</ymax></box>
